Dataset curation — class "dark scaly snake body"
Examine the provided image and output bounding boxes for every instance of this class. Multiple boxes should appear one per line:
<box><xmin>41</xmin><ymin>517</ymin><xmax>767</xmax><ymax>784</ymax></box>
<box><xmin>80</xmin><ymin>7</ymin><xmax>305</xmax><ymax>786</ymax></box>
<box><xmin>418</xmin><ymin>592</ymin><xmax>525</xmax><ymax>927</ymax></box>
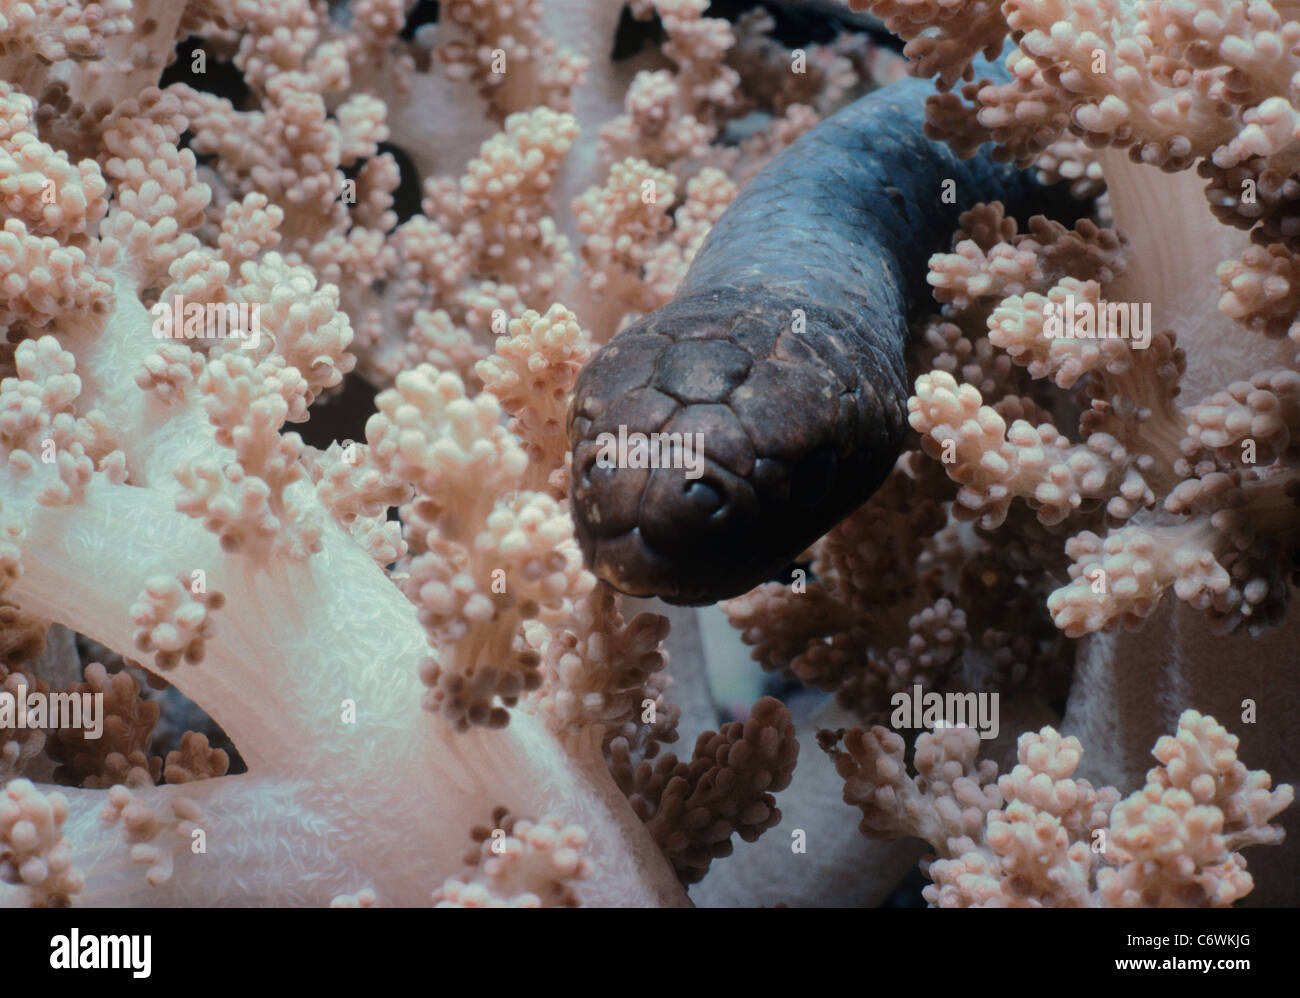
<box><xmin>568</xmin><ymin>63</ymin><xmax>1086</xmax><ymax>605</ymax></box>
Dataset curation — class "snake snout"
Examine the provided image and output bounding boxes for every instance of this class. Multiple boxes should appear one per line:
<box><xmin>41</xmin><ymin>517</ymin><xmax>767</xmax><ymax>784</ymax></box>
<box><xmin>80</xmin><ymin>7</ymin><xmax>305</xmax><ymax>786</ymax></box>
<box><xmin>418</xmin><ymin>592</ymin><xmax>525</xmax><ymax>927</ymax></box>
<box><xmin>569</xmin><ymin>411</ymin><xmax>764</xmax><ymax>604</ymax></box>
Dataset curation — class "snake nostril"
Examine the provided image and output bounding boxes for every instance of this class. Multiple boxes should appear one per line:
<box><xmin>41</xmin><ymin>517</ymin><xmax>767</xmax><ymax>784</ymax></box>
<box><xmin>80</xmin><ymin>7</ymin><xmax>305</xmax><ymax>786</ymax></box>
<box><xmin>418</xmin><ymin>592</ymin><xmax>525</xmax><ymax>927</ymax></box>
<box><xmin>683</xmin><ymin>479</ymin><xmax>724</xmax><ymax>516</ymax></box>
<box><xmin>640</xmin><ymin>458</ymin><xmax>757</xmax><ymax>560</ymax></box>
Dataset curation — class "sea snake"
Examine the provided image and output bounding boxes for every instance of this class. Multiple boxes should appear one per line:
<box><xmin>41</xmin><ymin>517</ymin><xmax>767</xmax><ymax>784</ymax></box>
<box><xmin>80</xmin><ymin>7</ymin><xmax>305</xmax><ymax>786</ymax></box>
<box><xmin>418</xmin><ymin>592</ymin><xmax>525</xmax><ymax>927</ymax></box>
<box><xmin>567</xmin><ymin>59</ymin><xmax>1087</xmax><ymax>605</ymax></box>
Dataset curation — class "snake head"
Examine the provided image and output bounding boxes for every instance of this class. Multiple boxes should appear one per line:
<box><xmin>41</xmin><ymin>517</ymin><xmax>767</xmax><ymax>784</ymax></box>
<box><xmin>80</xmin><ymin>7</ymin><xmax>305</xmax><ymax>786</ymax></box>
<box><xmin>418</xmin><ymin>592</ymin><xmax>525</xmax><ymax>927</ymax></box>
<box><xmin>566</xmin><ymin>54</ymin><xmax>1085</xmax><ymax>605</ymax></box>
<box><xmin>567</xmin><ymin>291</ymin><xmax>906</xmax><ymax>605</ymax></box>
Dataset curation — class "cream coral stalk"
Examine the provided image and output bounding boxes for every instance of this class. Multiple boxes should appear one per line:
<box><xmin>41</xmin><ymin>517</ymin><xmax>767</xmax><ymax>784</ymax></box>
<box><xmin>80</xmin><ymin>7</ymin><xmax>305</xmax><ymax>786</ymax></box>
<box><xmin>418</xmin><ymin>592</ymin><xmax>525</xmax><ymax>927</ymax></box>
<box><xmin>0</xmin><ymin>66</ymin><xmax>696</xmax><ymax>904</ymax></box>
<box><xmin>5</xmin><ymin>0</ymin><xmax>838</xmax><ymax>904</ymax></box>
<box><xmin>4</xmin><ymin>414</ymin><xmax>686</xmax><ymax>905</ymax></box>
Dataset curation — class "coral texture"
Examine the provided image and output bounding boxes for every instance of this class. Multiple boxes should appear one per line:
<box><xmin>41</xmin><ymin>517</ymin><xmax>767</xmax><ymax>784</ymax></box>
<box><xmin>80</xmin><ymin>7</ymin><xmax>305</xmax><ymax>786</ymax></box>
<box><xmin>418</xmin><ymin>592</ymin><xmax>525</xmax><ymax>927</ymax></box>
<box><xmin>0</xmin><ymin>0</ymin><xmax>1292</xmax><ymax>910</ymax></box>
<box><xmin>1</xmin><ymin>0</ymin><xmax>843</xmax><ymax>907</ymax></box>
<box><xmin>821</xmin><ymin>710</ymin><xmax>1291</xmax><ymax>906</ymax></box>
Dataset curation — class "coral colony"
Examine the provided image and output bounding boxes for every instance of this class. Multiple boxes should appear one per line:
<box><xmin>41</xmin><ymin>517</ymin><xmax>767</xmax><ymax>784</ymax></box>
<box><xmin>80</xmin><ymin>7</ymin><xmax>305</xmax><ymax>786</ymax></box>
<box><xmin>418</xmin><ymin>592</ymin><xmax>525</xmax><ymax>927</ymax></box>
<box><xmin>0</xmin><ymin>0</ymin><xmax>1294</xmax><ymax>910</ymax></box>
